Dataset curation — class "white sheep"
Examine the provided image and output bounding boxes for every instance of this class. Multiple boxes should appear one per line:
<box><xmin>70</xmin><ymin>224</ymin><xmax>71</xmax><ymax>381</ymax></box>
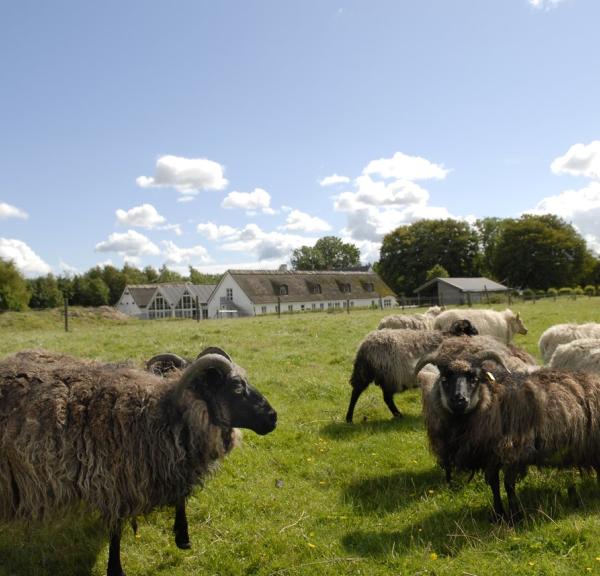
<box><xmin>378</xmin><ymin>305</ymin><xmax>445</xmax><ymax>330</ymax></box>
<box><xmin>434</xmin><ymin>308</ymin><xmax>527</xmax><ymax>344</ymax></box>
<box><xmin>548</xmin><ymin>338</ymin><xmax>600</xmax><ymax>373</ymax></box>
<box><xmin>539</xmin><ymin>323</ymin><xmax>600</xmax><ymax>364</ymax></box>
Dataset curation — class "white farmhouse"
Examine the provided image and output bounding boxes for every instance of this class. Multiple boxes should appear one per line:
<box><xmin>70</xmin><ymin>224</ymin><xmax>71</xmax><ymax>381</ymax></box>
<box><xmin>206</xmin><ymin>269</ymin><xmax>397</xmax><ymax>318</ymax></box>
<box><xmin>116</xmin><ymin>283</ymin><xmax>216</xmax><ymax>319</ymax></box>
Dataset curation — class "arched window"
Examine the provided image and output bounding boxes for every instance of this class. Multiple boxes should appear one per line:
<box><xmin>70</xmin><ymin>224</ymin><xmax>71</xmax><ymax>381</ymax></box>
<box><xmin>279</xmin><ymin>284</ymin><xmax>288</xmax><ymax>296</ymax></box>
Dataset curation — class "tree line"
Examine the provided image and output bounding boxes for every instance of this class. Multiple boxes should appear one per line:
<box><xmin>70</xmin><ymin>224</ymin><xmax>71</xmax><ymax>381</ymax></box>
<box><xmin>1</xmin><ymin>214</ymin><xmax>599</xmax><ymax>312</ymax></box>
<box><xmin>0</xmin><ymin>262</ymin><xmax>222</xmax><ymax>312</ymax></box>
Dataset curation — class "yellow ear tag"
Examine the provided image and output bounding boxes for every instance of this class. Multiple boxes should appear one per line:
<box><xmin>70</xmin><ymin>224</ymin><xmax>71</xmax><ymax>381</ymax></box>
<box><xmin>485</xmin><ymin>371</ymin><xmax>496</xmax><ymax>382</ymax></box>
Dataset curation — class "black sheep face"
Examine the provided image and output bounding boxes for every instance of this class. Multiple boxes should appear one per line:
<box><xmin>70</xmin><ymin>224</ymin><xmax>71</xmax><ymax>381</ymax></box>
<box><xmin>200</xmin><ymin>367</ymin><xmax>277</xmax><ymax>435</ymax></box>
<box><xmin>438</xmin><ymin>361</ymin><xmax>483</xmax><ymax>415</ymax></box>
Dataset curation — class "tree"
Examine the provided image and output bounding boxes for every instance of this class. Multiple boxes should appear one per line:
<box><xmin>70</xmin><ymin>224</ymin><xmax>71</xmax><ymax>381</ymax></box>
<box><xmin>0</xmin><ymin>258</ymin><xmax>31</xmax><ymax>311</ymax></box>
<box><xmin>291</xmin><ymin>236</ymin><xmax>361</xmax><ymax>270</ymax></box>
<box><xmin>158</xmin><ymin>265</ymin><xmax>184</xmax><ymax>283</ymax></box>
<box><xmin>425</xmin><ymin>264</ymin><xmax>449</xmax><ymax>282</ymax></box>
<box><xmin>491</xmin><ymin>214</ymin><xmax>591</xmax><ymax>290</ymax></box>
<box><xmin>378</xmin><ymin>219</ymin><xmax>481</xmax><ymax>295</ymax></box>
<box><xmin>28</xmin><ymin>274</ymin><xmax>63</xmax><ymax>308</ymax></box>
<box><xmin>473</xmin><ymin>217</ymin><xmax>505</xmax><ymax>277</ymax></box>
<box><xmin>188</xmin><ymin>266</ymin><xmax>222</xmax><ymax>285</ymax></box>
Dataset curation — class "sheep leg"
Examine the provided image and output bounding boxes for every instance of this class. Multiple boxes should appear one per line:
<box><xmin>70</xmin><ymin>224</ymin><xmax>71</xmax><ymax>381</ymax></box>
<box><xmin>503</xmin><ymin>467</ymin><xmax>522</xmax><ymax>523</ymax></box>
<box><xmin>107</xmin><ymin>522</ymin><xmax>126</xmax><ymax>576</ymax></box>
<box><xmin>345</xmin><ymin>384</ymin><xmax>368</xmax><ymax>423</ymax></box>
<box><xmin>173</xmin><ymin>499</ymin><xmax>191</xmax><ymax>549</ymax></box>
<box><xmin>485</xmin><ymin>466</ymin><xmax>505</xmax><ymax>520</ymax></box>
<box><xmin>382</xmin><ymin>388</ymin><xmax>402</xmax><ymax>419</ymax></box>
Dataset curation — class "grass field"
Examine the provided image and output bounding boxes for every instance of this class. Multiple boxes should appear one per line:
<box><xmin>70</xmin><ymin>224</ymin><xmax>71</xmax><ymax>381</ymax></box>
<box><xmin>1</xmin><ymin>298</ymin><xmax>600</xmax><ymax>576</ymax></box>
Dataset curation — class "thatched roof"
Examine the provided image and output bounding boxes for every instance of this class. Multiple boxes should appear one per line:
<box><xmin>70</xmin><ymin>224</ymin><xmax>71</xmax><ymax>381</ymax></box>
<box><xmin>125</xmin><ymin>283</ymin><xmax>216</xmax><ymax>308</ymax></box>
<box><xmin>228</xmin><ymin>270</ymin><xmax>395</xmax><ymax>304</ymax></box>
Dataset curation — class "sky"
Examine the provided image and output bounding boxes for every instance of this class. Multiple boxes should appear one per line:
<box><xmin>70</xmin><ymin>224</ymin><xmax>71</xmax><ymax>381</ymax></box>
<box><xmin>1</xmin><ymin>0</ymin><xmax>600</xmax><ymax>277</ymax></box>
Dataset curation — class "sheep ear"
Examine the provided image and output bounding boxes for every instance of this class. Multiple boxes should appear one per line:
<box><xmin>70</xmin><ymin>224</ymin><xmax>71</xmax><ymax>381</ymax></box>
<box><xmin>175</xmin><ymin>354</ymin><xmax>234</xmax><ymax>398</ymax></box>
<box><xmin>196</xmin><ymin>347</ymin><xmax>232</xmax><ymax>362</ymax></box>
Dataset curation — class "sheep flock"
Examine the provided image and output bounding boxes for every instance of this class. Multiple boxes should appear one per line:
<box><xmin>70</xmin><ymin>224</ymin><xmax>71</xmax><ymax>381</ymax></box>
<box><xmin>2</xmin><ymin>304</ymin><xmax>600</xmax><ymax>573</ymax></box>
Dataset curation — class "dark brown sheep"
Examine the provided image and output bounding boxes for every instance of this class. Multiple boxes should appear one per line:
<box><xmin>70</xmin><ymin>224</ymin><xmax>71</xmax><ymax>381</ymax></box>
<box><xmin>0</xmin><ymin>349</ymin><xmax>276</xmax><ymax>576</ymax></box>
<box><xmin>416</xmin><ymin>345</ymin><xmax>600</xmax><ymax>521</ymax></box>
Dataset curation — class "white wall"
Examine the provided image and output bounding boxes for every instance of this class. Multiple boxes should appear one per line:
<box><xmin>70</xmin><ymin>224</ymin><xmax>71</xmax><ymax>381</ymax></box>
<box><xmin>116</xmin><ymin>289</ymin><xmax>143</xmax><ymax>318</ymax></box>
<box><xmin>207</xmin><ymin>274</ymin><xmax>255</xmax><ymax>318</ymax></box>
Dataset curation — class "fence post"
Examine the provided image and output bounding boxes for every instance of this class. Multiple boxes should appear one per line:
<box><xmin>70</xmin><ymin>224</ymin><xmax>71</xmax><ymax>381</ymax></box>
<box><xmin>64</xmin><ymin>295</ymin><xmax>69</xmax><ymax>332</ymax></box>
<box><xmin>277</xmin><ymin>296</ymin><xmax>281</xmax><ymax>318</ymax></box>
<box><xmin>467</xmin><ymin>293</ymin><xmax>472</xmax><ymax>308</ymax></box>
<box><xmin>196</xmin><ymin>295</ymin><xmax>200</xmax><ymax>322</ymax></box>
<box><xmin>484</xmin><ymin>285</ymin><xmax>490</xmax><ymax>305</ymax></box>
<box><xmin>347</xmin><ymin>298</ymin><xmax>350</xmax><ymax>314</ymax></box>
<box><xmin>508</xmin><ymin>291</ymin><xmax>512</xmax><ymax>306</ymax></box>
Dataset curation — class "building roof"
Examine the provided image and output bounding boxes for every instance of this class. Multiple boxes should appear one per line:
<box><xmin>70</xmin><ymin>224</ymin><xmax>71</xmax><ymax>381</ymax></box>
<box><xmin>227</xmin><ymin>269</ymin><xmax>395</xmax><ymax>304</ymax></box>
<box><xmin>125</xmin><ymin>283</ymin><xmax>216</xmax><ymax>308</ymax></box>
<box><xmin>414</xmin><ymin>277</ymin><xmax>509</xmax><ymax>294</ymax></box>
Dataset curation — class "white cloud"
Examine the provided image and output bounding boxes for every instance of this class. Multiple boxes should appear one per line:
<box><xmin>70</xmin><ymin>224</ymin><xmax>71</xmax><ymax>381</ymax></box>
<box><xmin>116</xmin><ymin>204</ymin><xmax>182</xmax><ymax>235</ymax></box>
<box><xmin>221</xmin><ymin>188</ymin><xmax>276</xmax><ymax>214</ymax></box>
<box><xmin>95</xmin><ymin>230</ymin><xmax>160</xmax><ymax>257</ymax></box>
<box><xmin>529</xmin><ymin>0</ymin><xmax>568</xmax><ymax>9</ymax></box>
<box><xmin>136</xmin><ymin>155</ymin><xmax>228</xmax><ymax>196</ymax></box>
<box><xmin>0</xmin><ymin>238</ymin><xmax>51</xmax><ymax>277</ymax></box>
<box><xmin>116</xmin><ymin>204</ymin><xmax>166</xmax><ymax>228</ymax></box>
<box><xmin>551</xmin><ymin>141</ymin><xmax>600</xmax><ymax>180</ymax></box>
<box><xmin>221</xmin><ymin>223</ymin><xmax>318</xmax><ymax>261</ymax></box>
<box><xmin>282</xmin><ymin>209</ymin><xmax>332</xmax><ymax>233</ymax></box>
<box><xmin>161</xmin><ymin>240</ymin><xmax>211</xmax><ymax>265</ymax></box>
<box><xmin>0</xmin><ymin>202</ymin><xmax>28</xmax><ymax>220</ymax></box>
<box><xmin>59</xmin><ymin>260</ymin><xmax>79</xmax><ymax>276</ymax></box>
<box><xmin>319</xmin><ymin>173</ymin><xmax>350</xmax><ymax>187</ymax></box>
<box><xmin>363</xmin><ymin>151</ymin><xmax>449</xmax><ymax>181</ymax></box>
<box><xmin>196</xmin><ymin>222</ymin><xmax>238</xmax><ymax>240</ymax></box>
<box><xmin>525</xmin><ymin>181</ymin><xmax>600</xmax><ymax>253</ymax></box>
<box><xmin>333</xmin><ymin>152</ymin><xmax>454</xmax><ymax>243</ymax></box>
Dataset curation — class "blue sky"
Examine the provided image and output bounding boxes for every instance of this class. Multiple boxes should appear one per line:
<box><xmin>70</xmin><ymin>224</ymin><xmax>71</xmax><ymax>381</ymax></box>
<box><xmin>1</xmin><ymin>0</ymin><xmax>600</xmax><ymax>276</ymax></box>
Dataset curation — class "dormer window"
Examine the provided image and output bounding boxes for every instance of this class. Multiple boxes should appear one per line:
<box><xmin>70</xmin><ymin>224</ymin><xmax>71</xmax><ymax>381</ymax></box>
<box><xmin>340</xmin><ymin>283</ymin><xmax>351</xmax><ymax>293</ymax></box>
<box><xmin>311</xmin><ymin>283</ymin><xmax>322</xmax><ymax>294</ymax></box>
<box><xmin>364</xmin><ymin>282</ymin><xmax>374</xmax><ymax>292</ymax></box>
<box><xmin>279</xmin><ymin>284</ymin><xmax>288</xmax><ymax>296</ymax></box>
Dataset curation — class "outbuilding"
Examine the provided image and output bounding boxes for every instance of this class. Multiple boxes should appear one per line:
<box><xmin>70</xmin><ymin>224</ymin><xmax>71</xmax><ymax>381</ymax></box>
<box><xmin>414</xmin><ymin>277</ymin><xmax>509</xmax><ymax>306</ymax></box>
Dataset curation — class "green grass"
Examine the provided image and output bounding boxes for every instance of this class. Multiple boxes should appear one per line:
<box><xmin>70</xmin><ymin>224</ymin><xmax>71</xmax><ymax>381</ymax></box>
<box><xmin>1</xmin><ymin>298</ymin><xmax>600</xmax><ymax>576</ymax></box>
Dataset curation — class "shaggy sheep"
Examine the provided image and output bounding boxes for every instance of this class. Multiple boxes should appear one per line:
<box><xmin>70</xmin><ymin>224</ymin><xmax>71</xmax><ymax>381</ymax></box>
<box><xmin>378</xmin><ymin>305</ymin><xmax>445</xmax><ymax>331</ymax></box>
<box><xmin>0</xmin><ymin>348</ymin><xmax>277</xmax><ymax>576</ymax></box>
<box><xmin>345</xmin><ymin>319</ymin><xmax>479</xmax><ymax>423</ymax></box>
<box><xmin>538</xmin><ymin>323</ymin><xmax>600</xmax><ymax>364</ymax></box>
<box><xmin>548</xmin><ymin>338</ymin><xmax>600</xmax><ymax>373</ymax></box>
<box><xmin>416</xmin><ymin>346</ymin><xmax>600</xmax><ymax>521</ymax></box>
<box><xmin>434</xmin><ymin>308</ymin><xmax>528</xmax><ymax>344</ymax></box>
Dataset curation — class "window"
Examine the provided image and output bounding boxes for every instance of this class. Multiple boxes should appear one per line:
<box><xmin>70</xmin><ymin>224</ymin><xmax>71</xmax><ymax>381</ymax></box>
<box><xmin>226</xmin><ymin>288</ymin><xmax>233</xmax><ymax>300</ymax></box>
<box><xmin>328</xmin><ymin>302</ymin><xmax>332</xmax><ymax>308</ymax></box>
<box><xmin>340</xmin><ymin>283</ymin><xmax>351</xmax><ymax>293</ymax></box>
<box><xmin>301</xmin><ymin>304</ymin><xmax>305</xmax><ymax>311</ymax></box>
<box><xmin>261</xmin><ymin>306</ymin><xmax>267</xmax><ymax>314</ymax></box>
<box><xmin>288</xmin><ymin>304</ymin><xmax>293</xmax><ymax>312</ymax></box>
<box><xmin>320</xmin><ymin>303</ymin><xmax>324</xmax><ymax>310</ymax></box>
<box><xmin>149</xmin><ymin>293</ymin><xmax>169</xmax><ymax>319</ymax></box>
<box><xmin>311</xmin><ymin>303</ymin><xmax>316</xmax><ymax>310</ymax></box>
<box><xmin>280</xmin><ymin>285</ymin><xmax>288</xmax><ymax>296</ymax></box>
<box><xmin>384</xmin><ymin>299</ymin><xmax>392</xmax><ymax>308</ymax></box>
<box><xmin>175</xmin><ymin>291</ymin><xmax>197</xmax><ymax>318</ymax></box>
<box><xmin>311</xmin><ymin>283</ymin><xmax>322</xmax><ymax>294</ymax></box>
<box><xmin>364</xmin><ymin>282</ymin><xmax>374</xmax><ymax>292</ymax></box>
<box><xmin>335</xmin><ymin>302</ymin><xmax>341</xmax><ymax>308</ymax></box>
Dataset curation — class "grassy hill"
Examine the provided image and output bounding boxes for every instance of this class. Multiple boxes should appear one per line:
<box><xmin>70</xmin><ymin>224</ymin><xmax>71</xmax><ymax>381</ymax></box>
<box><xmin>1</xmin><ymin>298</ymin><xmax>600</xmax><ymax>575</ymax></box>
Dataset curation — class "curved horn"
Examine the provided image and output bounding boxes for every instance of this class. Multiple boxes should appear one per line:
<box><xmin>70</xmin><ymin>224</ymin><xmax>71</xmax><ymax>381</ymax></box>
<box><xmin>414</xmin><ymin>353</ymin><xmax>440</xmax><ymax>377</ymax></box>
<box><xmin>146</xmin><ymin>353</ymin><xmax>189</xmax><ymax>375</ymax></box>
<box><xmin>474</xmin><ymin>350</ymin><xmax>511</xmax><ymax>373</ymax></box>
<box><xmin>196</xmin><ymin>346</ymin><xmax>232</xmax><ymax>362</ymax></box>
<box><xmin>174</xmin><ymin>353</ymin><xmax>234</xmax><ymax>398</ymax></box>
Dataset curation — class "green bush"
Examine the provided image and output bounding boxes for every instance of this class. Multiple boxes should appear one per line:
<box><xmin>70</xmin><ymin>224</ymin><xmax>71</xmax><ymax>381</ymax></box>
<box><xmin>558</xmin><ymin>287</ymin><xmax>573</xmax><ymax>296</ymax></box>
<box><xmin>522</xmin><ymin>288</ymin><xmax>535</xmax><ymax>301</ymax></box>
<box><xmin>547</xmin><ymin>287</ymin><xmax>558</xmax><ymax>298</ymax></box>
<box><xmin>584</xmin><ymin>284</ymin><xmax>596</xmax><ymax>296</ymax></box>
<box><xmin>573</xmin><ymin>286</ymin><xmax>584</xmax><ymax>296</ymax></box>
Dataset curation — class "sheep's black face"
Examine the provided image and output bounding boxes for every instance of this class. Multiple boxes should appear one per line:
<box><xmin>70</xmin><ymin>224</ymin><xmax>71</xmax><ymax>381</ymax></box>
<box><xmin>448</xmin><ymin>319</ymin><xmax>479</xmax><ymax>337</ymax></box>
<box><xmin>438</xmin><ymin>365</ymin><xmax>482</xmax><ymax>415</ymax></box>
<box><xmin>203</xmin><ymin>368</ymin><xmax>277</xmax><ymax>435</ymax></box>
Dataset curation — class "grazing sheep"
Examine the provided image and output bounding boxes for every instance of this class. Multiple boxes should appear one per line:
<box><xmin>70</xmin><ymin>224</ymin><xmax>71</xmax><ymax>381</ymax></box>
<box><xmin>539</xmin><ymin>323</ymin><xmax>600</xmax><ymax>364</ymax></box>
<box><xmin>345</xmin><ymin>319</ymin><xmax>479</xmax><ymax>423</ymax></box>
<box><xmin>0</xmin><ymin>348</ymin><xmax>277</xmax><ymax>576</ymax></box>
<box><xmin>548</xmin><ymin>338</ymin><xmax>600</xmax><ymax>373</ymax></box>
<box><xmin>416</xmin><ymin>346</ymin><xmax>600</xmax><ymax>521</ymax></box>
<box><xmin>378</xmin><ymin>305</ymin><xmax>445</xmax><ymax>331</ymax></box>
<box><xmin>434</xmin><ymin>308</ymin><xmax>527</xmax><ymax>344</ymax></box>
